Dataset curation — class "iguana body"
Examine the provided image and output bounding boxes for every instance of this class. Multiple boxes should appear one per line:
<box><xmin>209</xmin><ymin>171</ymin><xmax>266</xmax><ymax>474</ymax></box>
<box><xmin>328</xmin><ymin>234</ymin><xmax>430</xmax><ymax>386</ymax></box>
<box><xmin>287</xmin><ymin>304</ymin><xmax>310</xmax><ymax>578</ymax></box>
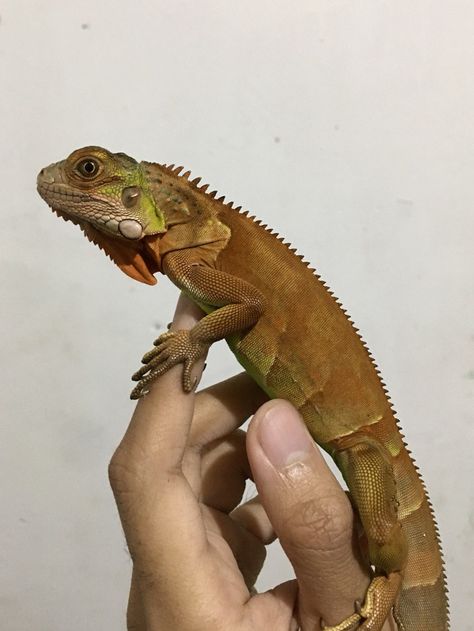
<box><xmin>37</xmin><ymin>147</ymin><xmax>449</xmax><ymax>630</ymax></box>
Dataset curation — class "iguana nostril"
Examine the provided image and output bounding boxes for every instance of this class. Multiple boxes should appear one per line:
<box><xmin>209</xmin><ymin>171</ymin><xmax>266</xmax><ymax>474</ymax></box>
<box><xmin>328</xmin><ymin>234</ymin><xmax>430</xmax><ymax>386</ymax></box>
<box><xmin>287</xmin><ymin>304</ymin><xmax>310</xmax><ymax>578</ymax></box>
<box><xmin>37</xmin><ymin>168</ymin><xmax>55</xmax><ymax>184</ymax></box>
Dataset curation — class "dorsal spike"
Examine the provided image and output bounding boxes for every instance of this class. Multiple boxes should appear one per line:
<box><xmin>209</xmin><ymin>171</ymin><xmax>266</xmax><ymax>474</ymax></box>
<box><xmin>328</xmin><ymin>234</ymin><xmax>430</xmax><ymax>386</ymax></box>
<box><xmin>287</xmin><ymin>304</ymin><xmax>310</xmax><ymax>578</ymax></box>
<box><xmin>168</xmin><ymin>164</ymin><xmax>175</xmax><ymax>170</ymax></box>
<box><xmin>209</xmin><ymin>191</ymin><xmax>217</xmax><ymax>198</ymax></box>
<box><xmin>182</xmin><ymin>170</ymin><xmax>191</xmax><ymax>179</ymax></box>
<box><xmin>191</xmin><ymin>177</ymin><xmax>202</xmax><ymax>185</ymax></box>
<box><xmin>173</xmin><ymin>166</ymin><xmax>184</xmax><ymax>175</ymax></box>
<box><xmin>216</xmin><ymin>195</ymin><xmax>226</xmax><ymax>202</ymax></box>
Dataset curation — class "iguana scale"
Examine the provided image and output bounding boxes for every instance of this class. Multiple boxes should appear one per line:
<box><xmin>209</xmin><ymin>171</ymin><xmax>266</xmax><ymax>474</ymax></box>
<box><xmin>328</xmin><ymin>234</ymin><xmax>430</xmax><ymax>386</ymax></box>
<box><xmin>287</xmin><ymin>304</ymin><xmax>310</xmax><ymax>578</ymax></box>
<box><xmin>37</xmin><ymin>146</ymin><xmax>449</xmax><ymax>630</ymax></box>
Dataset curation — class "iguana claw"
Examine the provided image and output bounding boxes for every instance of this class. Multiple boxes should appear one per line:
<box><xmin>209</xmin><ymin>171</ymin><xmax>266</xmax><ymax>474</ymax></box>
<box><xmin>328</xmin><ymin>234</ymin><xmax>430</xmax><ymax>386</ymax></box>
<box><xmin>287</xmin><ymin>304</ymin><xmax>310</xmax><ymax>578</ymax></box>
<box><xmin>320</xmin><ymin>613</ymin><xmax>361</xmax><ymax>631</ymax></box>
<box><xmin>321</xmin><ymin>573</ymin><xmax>402</xmax><ymax>631</ymax></box>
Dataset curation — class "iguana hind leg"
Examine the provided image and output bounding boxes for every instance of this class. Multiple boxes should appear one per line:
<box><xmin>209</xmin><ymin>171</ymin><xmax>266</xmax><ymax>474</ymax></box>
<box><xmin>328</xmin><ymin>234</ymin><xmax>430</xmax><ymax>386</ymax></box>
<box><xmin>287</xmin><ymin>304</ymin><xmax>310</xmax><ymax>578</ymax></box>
<box><xmin>323</xmin><ymin>433</ymin><xmax>408</xmax><ymax>630</ymax></box>
<box><xmin>322</xmin><ymin>573</ymin><xmax>402</xmax><ymax>630</ymax></box>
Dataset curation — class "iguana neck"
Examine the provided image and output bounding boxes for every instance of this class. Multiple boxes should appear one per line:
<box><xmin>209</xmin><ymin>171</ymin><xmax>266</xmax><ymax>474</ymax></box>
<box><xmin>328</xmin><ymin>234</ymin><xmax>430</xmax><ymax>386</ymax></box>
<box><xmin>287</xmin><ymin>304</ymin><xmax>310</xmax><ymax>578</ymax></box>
<box><xmin>139</xmin><ymin>161</ymin><xmax>232</xmax><ymax>274</ymax></box>
<box><xmin>142</xmin><ymin>161</ymin><xmax>203</xmax><ymax>228</ymax></box>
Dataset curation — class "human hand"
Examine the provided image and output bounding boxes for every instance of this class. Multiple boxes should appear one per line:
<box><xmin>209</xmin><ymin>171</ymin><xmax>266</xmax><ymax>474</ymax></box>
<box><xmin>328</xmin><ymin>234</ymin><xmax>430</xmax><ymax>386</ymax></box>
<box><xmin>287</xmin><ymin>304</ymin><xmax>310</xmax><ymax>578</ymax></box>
<box><xmin>109</xmin><ymin>294</ymin><xmax>393</xmax><ymax>630</ymax></box>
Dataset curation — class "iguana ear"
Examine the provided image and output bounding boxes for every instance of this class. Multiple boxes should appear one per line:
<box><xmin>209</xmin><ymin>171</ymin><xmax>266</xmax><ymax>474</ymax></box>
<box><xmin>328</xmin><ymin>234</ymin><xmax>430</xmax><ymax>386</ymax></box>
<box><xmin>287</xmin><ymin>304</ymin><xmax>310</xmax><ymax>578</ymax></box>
<box><xmin>82</xmin><ymin>224</ymin><xmax>158</xmax><ymax>285</ymax></box>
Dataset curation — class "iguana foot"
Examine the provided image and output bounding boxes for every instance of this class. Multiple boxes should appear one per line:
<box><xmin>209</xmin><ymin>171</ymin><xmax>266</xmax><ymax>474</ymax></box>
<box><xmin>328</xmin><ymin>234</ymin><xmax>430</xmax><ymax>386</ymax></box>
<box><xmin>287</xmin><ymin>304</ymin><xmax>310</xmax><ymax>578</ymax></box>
<box><xmin>321</xmin><ymin>573</ymin><xmax>401</xmax><ymax>631</ymax></box>
<box><xmin>130</xmin><ymin>330</ymin><xmax>209</xmax><ymax>399</ymax></box>
<box><xmin>321</xmin><ymin>611</ymin><xmax>361</xmax><ymax>631</ymax></box>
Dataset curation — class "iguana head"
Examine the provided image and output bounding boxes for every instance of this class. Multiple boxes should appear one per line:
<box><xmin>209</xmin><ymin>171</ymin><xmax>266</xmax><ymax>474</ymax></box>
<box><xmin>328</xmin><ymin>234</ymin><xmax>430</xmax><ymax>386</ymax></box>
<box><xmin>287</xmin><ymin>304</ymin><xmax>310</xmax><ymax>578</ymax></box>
<box><xmin>37</xmin><ymin>146</ymin><xmax>166</xmax><ymax>284</ymax></box>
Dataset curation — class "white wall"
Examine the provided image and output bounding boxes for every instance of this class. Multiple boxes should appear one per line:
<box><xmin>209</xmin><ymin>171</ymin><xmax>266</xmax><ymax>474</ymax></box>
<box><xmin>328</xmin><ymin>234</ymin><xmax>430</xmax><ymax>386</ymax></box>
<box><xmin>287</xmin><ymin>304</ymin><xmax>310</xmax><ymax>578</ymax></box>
<box><xmin>1</xmin><ymin>1</ymin><xmax>472</xmax><ymax>628</ymax></box>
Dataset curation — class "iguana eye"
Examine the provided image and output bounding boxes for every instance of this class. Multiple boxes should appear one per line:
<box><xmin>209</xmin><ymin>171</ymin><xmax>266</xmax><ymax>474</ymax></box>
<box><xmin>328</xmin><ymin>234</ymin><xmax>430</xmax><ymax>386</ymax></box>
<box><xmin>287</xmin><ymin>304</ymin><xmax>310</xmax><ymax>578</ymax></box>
<box><xmin>76</xmin><ymin>158</ymin><xmax>99</xmax><ymax>178</ymax></box>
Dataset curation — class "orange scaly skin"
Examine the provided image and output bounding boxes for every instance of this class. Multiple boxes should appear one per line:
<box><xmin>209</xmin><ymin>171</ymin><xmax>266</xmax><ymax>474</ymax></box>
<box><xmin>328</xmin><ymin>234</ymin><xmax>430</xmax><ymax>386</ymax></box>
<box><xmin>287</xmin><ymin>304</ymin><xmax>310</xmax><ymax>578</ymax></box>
<box><xmin>37</xmin><ymin>147</ymin><xmax>449</xmax><ymax>630</ymax></box>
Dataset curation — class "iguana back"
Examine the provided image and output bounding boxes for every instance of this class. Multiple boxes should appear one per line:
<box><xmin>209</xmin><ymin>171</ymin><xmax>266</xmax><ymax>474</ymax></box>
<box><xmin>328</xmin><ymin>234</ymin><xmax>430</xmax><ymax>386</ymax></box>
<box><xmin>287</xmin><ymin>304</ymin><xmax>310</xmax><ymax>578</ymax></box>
<box><xmin>216</xmin><ymin>205</ymin><xmax>448</xmax><ymax>629</ymax></box>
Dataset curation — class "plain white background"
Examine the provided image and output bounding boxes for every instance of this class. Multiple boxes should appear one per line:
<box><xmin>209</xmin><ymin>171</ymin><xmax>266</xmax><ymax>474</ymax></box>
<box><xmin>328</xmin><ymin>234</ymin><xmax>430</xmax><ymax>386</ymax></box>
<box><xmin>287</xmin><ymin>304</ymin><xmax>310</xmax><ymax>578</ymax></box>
<box><xmin>1</xmin><ymin>1</ymin><xmax>472</xmax><ymax>628</ymax></box>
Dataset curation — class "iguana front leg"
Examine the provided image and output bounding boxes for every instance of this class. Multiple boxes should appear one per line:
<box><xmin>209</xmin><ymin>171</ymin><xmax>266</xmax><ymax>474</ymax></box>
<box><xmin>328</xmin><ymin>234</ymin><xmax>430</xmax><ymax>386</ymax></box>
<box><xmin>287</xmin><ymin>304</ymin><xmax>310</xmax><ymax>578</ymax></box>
<box><xmin>131</xmin><ymin>249</ymin><xmax>265</xmax><ymax>399</ymax></box>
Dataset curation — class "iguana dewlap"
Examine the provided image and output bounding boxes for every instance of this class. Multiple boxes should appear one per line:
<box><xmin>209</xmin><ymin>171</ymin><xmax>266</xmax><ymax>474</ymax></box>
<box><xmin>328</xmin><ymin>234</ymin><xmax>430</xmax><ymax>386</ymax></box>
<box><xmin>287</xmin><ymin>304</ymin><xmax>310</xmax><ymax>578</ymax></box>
<box><xmin>37</xmin><ymin>146</ymin><xmax>449</xmax><ymax>630</ymax></box>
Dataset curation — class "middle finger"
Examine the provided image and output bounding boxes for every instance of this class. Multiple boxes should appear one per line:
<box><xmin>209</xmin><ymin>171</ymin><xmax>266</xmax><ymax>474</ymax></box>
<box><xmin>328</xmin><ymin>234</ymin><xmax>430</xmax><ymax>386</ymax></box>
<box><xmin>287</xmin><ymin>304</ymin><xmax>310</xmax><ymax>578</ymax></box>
<box><xmin>191</xmin><ymin>372</ymin><xmax>268</xmax><ymax>448</ymax></box>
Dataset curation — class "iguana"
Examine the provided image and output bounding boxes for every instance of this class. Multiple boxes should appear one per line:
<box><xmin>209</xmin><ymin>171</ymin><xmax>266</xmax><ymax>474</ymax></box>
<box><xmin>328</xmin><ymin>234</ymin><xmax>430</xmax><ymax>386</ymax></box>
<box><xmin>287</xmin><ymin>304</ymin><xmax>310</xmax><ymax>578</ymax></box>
<box><xmin>37</xmin><ymin>146</ymin><xmax>449</xmax><ymax>630</ymax></box>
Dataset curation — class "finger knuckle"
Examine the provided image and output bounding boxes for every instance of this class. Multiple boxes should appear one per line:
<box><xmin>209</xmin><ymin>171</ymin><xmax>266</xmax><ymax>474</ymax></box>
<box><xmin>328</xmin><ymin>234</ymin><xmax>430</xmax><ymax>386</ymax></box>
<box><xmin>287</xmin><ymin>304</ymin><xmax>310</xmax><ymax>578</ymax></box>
<box><xmin>108</xmin><ymin>440</ymin><xmax>152</xmax><ymax>491</ymax></box>
<box><xmin>108</xmin><ymin>445</ymin><xmax>136</xmax><ymax>493</ymax></box>
<box><xmin>285</xmin><ymin>493</ymin><xmax>354</xmax><ymax>552</ymax></box>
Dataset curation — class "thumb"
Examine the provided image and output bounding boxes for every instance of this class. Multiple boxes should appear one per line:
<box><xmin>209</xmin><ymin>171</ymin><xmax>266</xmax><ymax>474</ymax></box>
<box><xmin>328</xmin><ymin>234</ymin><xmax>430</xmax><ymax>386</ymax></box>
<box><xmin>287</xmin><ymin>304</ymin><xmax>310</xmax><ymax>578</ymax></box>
<box><xmin>246</xmin><ymin>400</ymin><xmax>370</xmax><ymax>628</ymax></box>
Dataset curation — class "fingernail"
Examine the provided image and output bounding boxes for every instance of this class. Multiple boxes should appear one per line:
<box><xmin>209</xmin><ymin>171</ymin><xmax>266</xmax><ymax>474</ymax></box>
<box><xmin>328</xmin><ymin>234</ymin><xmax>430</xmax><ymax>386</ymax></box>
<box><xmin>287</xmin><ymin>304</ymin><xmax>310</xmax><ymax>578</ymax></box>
<box><xmin>257</xmin><ymin>402</ymin><xmax>314</xmax><ymax>469</ymax></box>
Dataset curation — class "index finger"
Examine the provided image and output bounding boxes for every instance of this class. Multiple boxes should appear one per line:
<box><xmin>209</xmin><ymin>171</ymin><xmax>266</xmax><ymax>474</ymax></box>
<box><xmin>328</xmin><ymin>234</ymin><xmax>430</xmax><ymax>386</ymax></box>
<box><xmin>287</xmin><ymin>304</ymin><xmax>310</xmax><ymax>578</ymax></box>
<box><xmin>119</xmin><ymin>292</ymin><xmax>205</xmax><ymax>472</ymax></box>
<box><xmin>109</xmin><ymin>294</ymin><xmax>212</xmax><ymax>618</ymax></box>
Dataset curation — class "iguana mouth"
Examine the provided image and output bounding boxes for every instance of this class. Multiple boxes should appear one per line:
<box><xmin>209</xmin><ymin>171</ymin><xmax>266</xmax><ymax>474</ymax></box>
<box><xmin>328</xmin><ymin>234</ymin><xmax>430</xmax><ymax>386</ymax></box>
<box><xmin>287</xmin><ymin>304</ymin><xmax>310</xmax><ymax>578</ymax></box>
<box><xmin>37</xmin><ymin>180</ymin><xmax>118</xmax><ymax>230</ymax></box>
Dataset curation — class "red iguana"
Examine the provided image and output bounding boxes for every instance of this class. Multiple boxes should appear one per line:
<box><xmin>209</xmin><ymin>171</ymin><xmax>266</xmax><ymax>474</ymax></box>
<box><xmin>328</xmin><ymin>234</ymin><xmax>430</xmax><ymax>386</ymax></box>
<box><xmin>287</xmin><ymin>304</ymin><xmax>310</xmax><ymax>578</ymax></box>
<box><xmin>37</xmin><ymin>146</ymin><xmax>449</xmax><ymax>630</ymax></box>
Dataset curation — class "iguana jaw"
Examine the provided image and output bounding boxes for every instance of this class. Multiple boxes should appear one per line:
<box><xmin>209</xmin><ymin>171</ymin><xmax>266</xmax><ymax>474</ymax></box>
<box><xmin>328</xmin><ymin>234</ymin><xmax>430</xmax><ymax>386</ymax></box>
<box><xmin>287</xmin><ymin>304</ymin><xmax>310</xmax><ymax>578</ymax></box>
<box><xmin>38</xmin><ymin>182</ymin><xmax>161</xmax><ymax>285</ymax></box>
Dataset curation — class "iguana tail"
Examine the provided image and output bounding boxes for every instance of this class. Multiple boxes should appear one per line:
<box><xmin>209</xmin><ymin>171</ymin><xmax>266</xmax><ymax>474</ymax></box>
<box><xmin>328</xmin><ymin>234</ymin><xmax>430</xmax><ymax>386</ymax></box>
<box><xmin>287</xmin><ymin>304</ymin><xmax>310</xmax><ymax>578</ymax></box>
<box><xmin>393</xmin><ymin>442</ymin><xmax>449</xmax><ymax>629</ymax></box>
